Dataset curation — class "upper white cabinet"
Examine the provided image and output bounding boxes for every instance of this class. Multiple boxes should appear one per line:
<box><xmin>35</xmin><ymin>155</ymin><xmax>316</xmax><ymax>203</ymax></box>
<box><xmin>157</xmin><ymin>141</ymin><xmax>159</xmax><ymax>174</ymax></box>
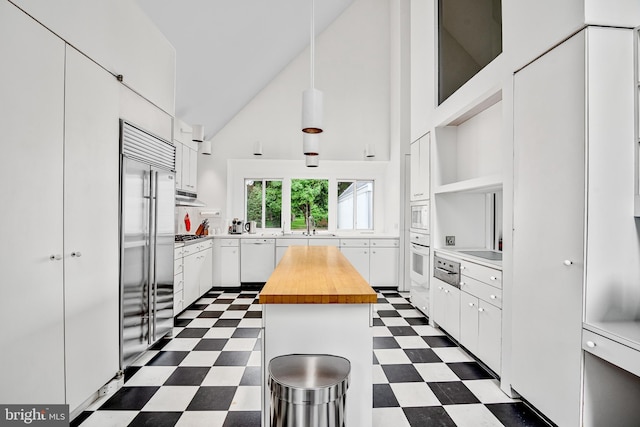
<box><xmin>174</xmin><ymin>119</ymin><xmax>198</xmax><ymax>193</ymax></box>
<box><xmin>410</xmin><ymin>134</ymin><xmax>430</xmax><ymax>201</ymax></box>
<box><xmin>512</xmin><ymin>27</ymin><xmax>638</xmax><ymax>427</ymax></box>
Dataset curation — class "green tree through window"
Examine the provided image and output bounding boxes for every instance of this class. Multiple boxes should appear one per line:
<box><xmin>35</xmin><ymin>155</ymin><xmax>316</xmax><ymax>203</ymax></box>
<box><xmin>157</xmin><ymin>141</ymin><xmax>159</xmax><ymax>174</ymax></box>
<box><xmin>246</xmin><ymin>179</ymin><xmax>282</xmax><ymax>228</ymax></box>
<box><xmin>290</xmin><ymin>179</ymin><xmax>329</xmax><ymax>230</ymax></box>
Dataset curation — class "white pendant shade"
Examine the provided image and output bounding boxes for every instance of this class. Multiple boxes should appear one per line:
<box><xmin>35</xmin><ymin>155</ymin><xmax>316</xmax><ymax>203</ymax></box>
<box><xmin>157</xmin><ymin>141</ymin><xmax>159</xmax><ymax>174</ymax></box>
<box><xmin>253</xmin><ymin>141</ymin><xmax>263</xmax><ymax>156</ymax></box>
<box><xmin>305</xmin><ymin>155</ymin><xmax>319</xmax><ymax>167</ymax></box>
<box><xmin>200</xmin><ymin>139</ymin><xmax>211</xmax><ymax>155</ymax></box>
<box><xmin>365</xmin><ymin>144</ymin><xmax>376</xmax><ymax>158</ymax></box>
<box><xmin>192</xmin><ymin>124</ymin><xmax>204</xmax><ymax>142</ymax></box>
<box><xmin>303</xmin><ymin>133</ymin><xmax>319</xmax><ymax>156</ymax></box>
<box><xmin>302</xmin><ymin>88</ymin><xmax>323</xmax><ymax>133</ymax></box>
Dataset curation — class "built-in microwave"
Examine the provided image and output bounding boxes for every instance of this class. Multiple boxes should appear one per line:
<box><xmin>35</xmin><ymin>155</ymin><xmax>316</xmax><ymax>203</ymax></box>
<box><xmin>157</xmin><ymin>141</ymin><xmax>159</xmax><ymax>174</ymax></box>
<box><xmin>410</xmin><ymin>201</ymin><xmax>429</xmax><ymax>233</ymax></box>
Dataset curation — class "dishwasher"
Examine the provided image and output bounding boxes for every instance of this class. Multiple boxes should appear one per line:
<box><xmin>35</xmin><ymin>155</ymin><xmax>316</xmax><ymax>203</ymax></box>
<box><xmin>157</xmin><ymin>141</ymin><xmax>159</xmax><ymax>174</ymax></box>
<box><xmin>240</xmin><ymin>238</ymin><xmax>276</xmax><ymax>284</ymax></box>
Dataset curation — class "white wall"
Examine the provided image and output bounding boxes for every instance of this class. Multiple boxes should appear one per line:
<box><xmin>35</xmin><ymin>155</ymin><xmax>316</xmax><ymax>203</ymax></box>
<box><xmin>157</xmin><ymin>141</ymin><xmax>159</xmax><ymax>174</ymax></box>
<box><xmin>9</xmin><ymin>0</ymin><xmax>176</xmax><ymax>115</ymax></box>
<box><xmin>197</xmin><ymin>0</ymin><xmax>399</xmax><ymax>233</ymax></box>
<box><xmin>226</xmin><ymin>159</ymin><xmax>392</xmax><ymax>234</ymax></box>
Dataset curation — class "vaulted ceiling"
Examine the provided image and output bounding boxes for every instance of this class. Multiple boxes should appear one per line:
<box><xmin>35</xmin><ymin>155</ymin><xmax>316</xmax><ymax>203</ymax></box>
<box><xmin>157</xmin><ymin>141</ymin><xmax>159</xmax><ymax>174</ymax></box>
<box><xmin>135</xmin><ymin>0</ymin><xmax>353</xmax><ymax>140</ymax></box>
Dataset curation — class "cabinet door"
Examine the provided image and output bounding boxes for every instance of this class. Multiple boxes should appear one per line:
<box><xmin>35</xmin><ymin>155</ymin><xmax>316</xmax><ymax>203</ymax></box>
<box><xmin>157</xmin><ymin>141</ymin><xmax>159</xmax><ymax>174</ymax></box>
<box><xmin>432</xmin><ymin>278</ymin><xmax>447</xmax><ymax>328</ymax></box>
<box><xmin>220</xmin><ymin>247</ymin><xmax>240</xmax><ymax>287</ymax></box>
<box><xmin>174</xmin><ymin>141</ymin><xmax>183</xmax><ymax>190</ymax></box>
<box><xmin>419</xmin><ymin>134</ymin><xmax>430</xmax><ymax>199</ymax></box>
<box><xmin>199</xmin><ymin>248</ymin><xmax>213</xmax><ymax>295</ymax></box>
<box><xmin>341</xmin><ymin>247</ymin><xmax>370</xmax><ymax>282</ymax></box>
<box><xmin>410</xmin><ymin>139</ymin><xmax>420</xmax><ymax>201</ymax></box>
<box><xmin>0</xmin><ymin>2</ymin><xmax>66</xmax><ymax>404</ymax></box>
<box><xmin>459</xmin><ymin>292</ymin><xmax>479</xmax><ymax>355</ymax></box>
<box><xmin>63</xmin><ymin>46</ymin><xmax>120</xmax><ymax>411</ymax></box>
<box><xmin>183</xmin><ymin>253</ymin><xmax>201</xmax><ymax>307</ymax></box>
<box><xmin>181</xmin><ymin>144</ymin><xmax>191</xmax><ymax>190</ymax></box>
<box><xmin>370</xmin><ymin>247</ymin><xmax>398</xmax><ymax>287</ymax></box>
<box><xmin>478</xmin><ymin>301</ymin><xmax>501</xmax><ymax>373</ymax></box>
<box><xmin>444</xmin><ymin>284</ymin><xmax>461</xmax><ymax>341</ymax></box>
<box><xmin>512</xmin><ymin>30</ymin><xmax>585</xmax><ymax>427</ymax></box>
<box><xmin>189</xmin><ymin>147</ymin><xmax>198</xmax><ymax>193</ymax></box>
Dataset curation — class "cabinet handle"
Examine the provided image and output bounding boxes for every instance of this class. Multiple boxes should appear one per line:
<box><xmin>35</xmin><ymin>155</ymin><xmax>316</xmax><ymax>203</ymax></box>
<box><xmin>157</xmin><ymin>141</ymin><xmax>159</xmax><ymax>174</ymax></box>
<box><xmin>71</xmin><ymin>251</ymin><xmax>82</xmax><ymax>257</ymax></box>
<box><xmin>490</xmin><ymin>276</ymin><xmax>497</xmax><ymax>281</ymax></box>
<box><xmin>564</xmin><ymin>260</ymin><xmax>573</xmax><ymax>266</ymax></box>
<box><xmin>490</xmin><ymin>295</ymin><xmax>497</xmax><ymax>299</ymax></box>
<box><xmin>468</xmin><ymin>302</ymin><xmax>475</xmax><ymax>307</ymax></box>
<box><xmin>459</xmin><ymin>281</ymin><xmax>465</xmax><ymax>286</ymax></box>
<box><xmin>478</xmin><ymin>307</ymin><xmax>485</xmax><ymax>312</ymax></box>
<box><xmin>586</xmin><ymin>341</ymin><xmax>596</xmax><ymax>348</ymax></box>
<box><xmin>372</xmin><ymin>251</ymin><xmax>376</xmax><ymax>254</ymax></box>
<box><xmin>460</xmin><ymin>266</ymin><xmax>466</xmax><ymax>270</ymax></box>
<box><xmin>364</xmin><ymin>251</ymin><xmax>367</xmax><ymax>254</ymax></box>
<box><xmin>444</xmin><ymin>289</ymin><xmax>450</xmax><ymax>294</ymax></box>
<box><xmin>438</xmin><ymin>286</ymin><xmax>443</xmax><ymax>290</ymax></box>
<box><xmin>49</xmin><ymin>254</ymin><xmax>62</xmax><ymax>261</ymax></box>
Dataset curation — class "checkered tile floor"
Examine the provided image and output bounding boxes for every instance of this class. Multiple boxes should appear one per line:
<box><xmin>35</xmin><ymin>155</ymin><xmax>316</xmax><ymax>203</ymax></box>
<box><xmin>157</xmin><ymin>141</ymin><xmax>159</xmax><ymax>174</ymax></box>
<box><xmin>72</xmin><ymin>290</ymin><xmax>550</xmax><ymax>427</ymax></box>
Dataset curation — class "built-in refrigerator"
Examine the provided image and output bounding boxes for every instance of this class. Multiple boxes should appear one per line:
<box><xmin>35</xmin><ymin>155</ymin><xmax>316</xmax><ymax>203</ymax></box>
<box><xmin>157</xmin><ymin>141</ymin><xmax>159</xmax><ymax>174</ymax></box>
<box><xmin>119</xmin><ymin>121</ymin><xmax>175</xmax><ymax>369</ymax></box>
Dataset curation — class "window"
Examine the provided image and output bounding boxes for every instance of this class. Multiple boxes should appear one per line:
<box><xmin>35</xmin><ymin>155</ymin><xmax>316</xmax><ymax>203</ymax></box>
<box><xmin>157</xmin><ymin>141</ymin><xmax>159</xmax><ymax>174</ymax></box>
<box><xmin>438</xmin><ymin>0</ymin><xmax>502</xmax><ymax>104</ymax></box>
<box><xmin>337</xmin><ymin>180</ymin><xmax>373</xmax><ymax>230</ymax></box>
<box><xmin>245</xmin><ymin>179</ymin><xmax>282</xmax><ymax>228</ymax></box>
<box><xmin>290</xmin><ymin>179</ymin><xmax>328</xmax><ymax>231</ymax></box>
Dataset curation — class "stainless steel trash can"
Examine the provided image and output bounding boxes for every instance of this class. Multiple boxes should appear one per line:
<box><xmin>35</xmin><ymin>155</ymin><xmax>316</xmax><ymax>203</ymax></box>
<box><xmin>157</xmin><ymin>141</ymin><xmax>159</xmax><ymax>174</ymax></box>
<box><xmin>269</xmin><ymin>354</ymin><xmax>351</xmax><ymax>427</ymax></box>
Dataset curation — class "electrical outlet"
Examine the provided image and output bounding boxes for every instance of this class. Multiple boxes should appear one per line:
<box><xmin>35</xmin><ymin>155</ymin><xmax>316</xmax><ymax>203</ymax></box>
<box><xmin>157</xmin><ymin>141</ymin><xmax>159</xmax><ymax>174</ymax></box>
<box><xmin>445</xmin><ymin>236</ymin><xmax>455</xmax><ymax>246</ymax></box>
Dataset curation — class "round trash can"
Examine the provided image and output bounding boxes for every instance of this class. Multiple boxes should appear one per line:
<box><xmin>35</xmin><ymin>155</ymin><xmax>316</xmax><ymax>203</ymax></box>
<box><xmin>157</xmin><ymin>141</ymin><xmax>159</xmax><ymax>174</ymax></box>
<box><xmin>268</xmin><ymin>354</ymin><xmax>351</xmax><ymax>427</ymax></box>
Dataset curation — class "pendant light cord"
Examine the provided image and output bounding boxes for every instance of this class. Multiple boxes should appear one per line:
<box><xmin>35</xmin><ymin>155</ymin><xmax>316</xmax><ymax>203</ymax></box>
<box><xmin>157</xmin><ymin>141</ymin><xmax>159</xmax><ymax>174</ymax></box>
<box><xmin>310</xmin><ymin>0</ymin><xmax>315</xmax><ymax>89</ymax></box>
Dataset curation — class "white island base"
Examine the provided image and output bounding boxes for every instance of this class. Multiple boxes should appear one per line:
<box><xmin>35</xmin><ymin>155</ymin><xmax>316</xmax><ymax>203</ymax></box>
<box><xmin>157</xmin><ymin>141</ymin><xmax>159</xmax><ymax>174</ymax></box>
<box><xmin>261</xmin><ymin>303</ymin><xmax>373</xmax><ymax>427</ymax></box>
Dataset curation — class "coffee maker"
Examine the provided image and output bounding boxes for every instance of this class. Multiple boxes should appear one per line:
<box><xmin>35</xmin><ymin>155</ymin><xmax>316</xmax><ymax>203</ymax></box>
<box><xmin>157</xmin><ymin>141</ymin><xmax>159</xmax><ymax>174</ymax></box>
<box><xmin>230</xmin><ymin>218</ymin><xmax>244</xmax><ymax>234</ymax></box>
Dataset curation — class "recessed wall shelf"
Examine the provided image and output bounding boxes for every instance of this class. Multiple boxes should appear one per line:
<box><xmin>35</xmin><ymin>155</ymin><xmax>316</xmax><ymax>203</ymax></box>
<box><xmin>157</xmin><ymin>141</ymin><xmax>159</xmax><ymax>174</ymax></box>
<box><xmin>434</xmin><ymin>174</ymin><xmax>502</xmax><ymax>195</ymax></box>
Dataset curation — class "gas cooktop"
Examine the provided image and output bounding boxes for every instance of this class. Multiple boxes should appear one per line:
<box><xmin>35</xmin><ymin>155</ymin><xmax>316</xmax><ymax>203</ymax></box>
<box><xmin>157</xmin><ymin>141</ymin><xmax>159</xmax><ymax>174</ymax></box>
<box><xmin>175</xmin><ymin>234</ymin><xmax>206</xmax><ymax>242</ymax></box>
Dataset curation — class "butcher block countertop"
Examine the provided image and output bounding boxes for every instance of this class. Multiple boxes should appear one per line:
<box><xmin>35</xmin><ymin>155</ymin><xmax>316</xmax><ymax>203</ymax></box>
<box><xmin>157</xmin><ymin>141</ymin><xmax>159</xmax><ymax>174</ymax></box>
<box><xmin>259</xmin><ymin>246</ymin><xmax>377</xmax><ymax>304</ymax></box>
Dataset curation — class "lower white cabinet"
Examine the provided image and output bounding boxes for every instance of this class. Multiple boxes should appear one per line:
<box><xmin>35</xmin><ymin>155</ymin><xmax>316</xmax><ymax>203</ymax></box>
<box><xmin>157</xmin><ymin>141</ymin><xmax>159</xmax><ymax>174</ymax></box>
<box><xmin>183</xmin><ymin>240</ymin><xmax>212</xmax><ymax>307</ymax></box>
<box><xmin>275</xmin><ymin>238</ymin><xmax>307</xmax><ymax>265</ymax></box>
<box><xmin>340</xmin><ymin>247</ymin><xmax>370</xmax><ymax>282</ymax></box>
<box><xmin>477</xmin><ymin>301</ymin><xmax>501</xmax><ymax>373</ymax></box>
<box><xmin>433</xmin><ymin>279</ymin><xmax>461</xmax><ymax>341</ymax></box>
<box><xmin>370</xmin><ymin>240</ymin><xmax>399</xmax><ymax>287</ymax></box>
<box><xmin>215</xmin><ymin>239</ymin><xmax>240</xmax><ymax>287</ymax></box>
<box><xmin>174</xmin><ymin>247</ymin><xmax>184</xmax><ymax>314</ymax></box>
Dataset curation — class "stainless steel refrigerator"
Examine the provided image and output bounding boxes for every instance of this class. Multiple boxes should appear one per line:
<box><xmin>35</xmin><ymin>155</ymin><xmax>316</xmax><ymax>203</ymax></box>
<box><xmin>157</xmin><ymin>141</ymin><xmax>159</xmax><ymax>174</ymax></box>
<box><xmin>119</xmin><ymin>121</ymin><xmax>176</xmax><ymax>369</ymax></box>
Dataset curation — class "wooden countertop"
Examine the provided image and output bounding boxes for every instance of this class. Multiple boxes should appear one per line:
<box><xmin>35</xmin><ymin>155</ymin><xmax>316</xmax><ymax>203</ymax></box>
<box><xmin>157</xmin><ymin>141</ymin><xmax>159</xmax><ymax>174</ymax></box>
<box><xmin>259</xmin><ymin>246</ymin><xmax>377</xmax><ymax>304</ymax></box>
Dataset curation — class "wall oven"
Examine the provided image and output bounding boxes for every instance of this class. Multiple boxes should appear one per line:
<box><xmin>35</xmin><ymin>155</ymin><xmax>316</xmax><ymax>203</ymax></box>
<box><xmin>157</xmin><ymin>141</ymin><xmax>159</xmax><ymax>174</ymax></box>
<box><xmin>409</xmin><ymin>231</ymin><xmax>430</xmax><ymax>316</ymax></box>
<box><xmin>410</xmin><ymin>201</ymin><xmax>430</xmax><ymax>233</ymax></box>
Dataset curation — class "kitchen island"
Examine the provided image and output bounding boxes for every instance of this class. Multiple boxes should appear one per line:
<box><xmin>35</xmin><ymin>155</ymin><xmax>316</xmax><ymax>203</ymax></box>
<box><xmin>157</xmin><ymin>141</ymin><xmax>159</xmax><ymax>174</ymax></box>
<box><xmin>259</xmin><ymin>245</ymin><xmax>377</xmax><ymax>426</ymax></box>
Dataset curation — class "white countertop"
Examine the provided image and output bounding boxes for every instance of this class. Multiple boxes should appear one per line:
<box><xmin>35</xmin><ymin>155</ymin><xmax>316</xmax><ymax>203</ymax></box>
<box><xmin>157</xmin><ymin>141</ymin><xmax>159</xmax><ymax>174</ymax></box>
<box><xmin>434</xmin><ymin>247</ymin><xmax>503</xmax><ymax>269</ymax></box>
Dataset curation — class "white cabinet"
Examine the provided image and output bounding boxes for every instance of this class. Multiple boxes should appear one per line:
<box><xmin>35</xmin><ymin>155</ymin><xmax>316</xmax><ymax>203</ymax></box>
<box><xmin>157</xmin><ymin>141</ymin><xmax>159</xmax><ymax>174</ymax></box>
<box><xmin>369</xmin><ymin>240</ymin><xmax>399</xmax><ymax>287</ymax></box>
<box><xmin>183</xmin><ymin>240</ymin><xmax>212</xmax><ymax>307</ymax></box>
<box><xmin>241</xmin><ymin>238</ymin><xmax>276</xmax><ymax>283</ymax></box>
<box><xmin>410</xmin><ymin>134</ymin><xmax>430</xmax><ymax>202</ymax></box>
<box><xmin>63</xmin><ymin>46</ymin><xmax>120</xmax><ymax>412</ymax></box>
<box><xmin>174</xmin><ymin>247</ymin><xmax>184</xmax><ymax>314</ymax></box>
<box><xmin>307</xmin><ymin>238</ymin><xmax>340</xmax><ymax>247</ymax></box>
<box><xmin>174</xmin><ymin>141</ymin><xmax>183</xmax><ymax>190</ymax></box>
<box><xmin>512</xmin><ymin>29</ymin><xmax>586</xmax><ymax>427</ymax></box>
<box><xmin>340</xmin><ymin>239</ymin><xmax>370</xmax><ymax>282</ymax></box>
<box><xmin>173</xmin><ymin>119</ymin><xmax>198</xmax><ymax>193</ymax></box>
<box><xmin>0</xmin><ymin>4</ymin><xmax>120</xmax><ymax>410</ymax></box>
<box><xmin>215</xmin><ymin>239</ymin><xmax>240</xmax><ymax>287</ymax></box>
<box><xmin>432</xmin><ymin>279</ymin><xmax>460</xmax><ymax>341</ymax></box>
<box><xmin>276</xmin><ymin>238</ymin><xmax>308</xmax><ymax>265</ymax></box>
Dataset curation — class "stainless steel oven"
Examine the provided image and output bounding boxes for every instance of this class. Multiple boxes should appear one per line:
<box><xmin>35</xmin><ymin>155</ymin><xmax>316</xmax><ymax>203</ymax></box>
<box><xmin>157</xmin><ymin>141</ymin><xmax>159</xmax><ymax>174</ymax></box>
<box><xmin>410</xmin><ymin>201</ymin><xmax>430</xmax><ymax>233</ymax></box>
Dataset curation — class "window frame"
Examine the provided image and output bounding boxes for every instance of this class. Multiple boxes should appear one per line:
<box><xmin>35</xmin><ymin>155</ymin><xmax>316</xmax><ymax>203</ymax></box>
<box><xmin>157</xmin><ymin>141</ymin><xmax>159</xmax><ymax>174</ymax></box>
<box><xmin>244</xmin><ymin>178</ymin><xmax>283</xmax><ymax>230</ymax></box>
<box><xmin>337</xmin><ymin>179</ymin><xmax>374</xmax><ymax>231</ymax></box>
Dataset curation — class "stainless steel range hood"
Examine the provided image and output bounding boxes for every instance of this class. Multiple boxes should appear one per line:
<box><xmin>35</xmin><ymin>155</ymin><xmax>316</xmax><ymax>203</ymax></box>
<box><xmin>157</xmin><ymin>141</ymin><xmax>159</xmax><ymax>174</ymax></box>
<box><xmin>176</xmin><ymin>189</ymin><xmax>206</xmax><ymax>207</ymax></box>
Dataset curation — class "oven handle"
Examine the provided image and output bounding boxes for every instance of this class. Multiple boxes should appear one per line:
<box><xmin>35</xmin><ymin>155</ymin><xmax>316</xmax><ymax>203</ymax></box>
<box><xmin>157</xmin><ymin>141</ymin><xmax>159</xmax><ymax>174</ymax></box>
<box><xmin>435</xmin><ymin>266</ymin><xmax>457</xmax><ymax>275</ymax></box>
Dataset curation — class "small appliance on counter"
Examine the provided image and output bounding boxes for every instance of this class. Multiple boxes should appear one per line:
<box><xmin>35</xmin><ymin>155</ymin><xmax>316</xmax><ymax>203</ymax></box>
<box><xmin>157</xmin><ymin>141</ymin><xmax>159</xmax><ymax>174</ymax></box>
<box><xmin>230</xmin><ymin>218</ymin><xmax>244</xmax><ymax>234</ymax></box>
<box><xmin>245</xmin><ymin>220</ymin><xmax>257</xmax><ymax>234</ymax></box>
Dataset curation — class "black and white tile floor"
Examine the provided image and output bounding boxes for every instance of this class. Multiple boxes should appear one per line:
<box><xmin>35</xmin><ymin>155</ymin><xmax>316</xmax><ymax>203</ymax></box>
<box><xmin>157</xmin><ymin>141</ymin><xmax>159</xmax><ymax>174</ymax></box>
<box><xmin>72</xmin><ymin>290</ymin><xmax>550</xmax><ymax>427</ymax></box>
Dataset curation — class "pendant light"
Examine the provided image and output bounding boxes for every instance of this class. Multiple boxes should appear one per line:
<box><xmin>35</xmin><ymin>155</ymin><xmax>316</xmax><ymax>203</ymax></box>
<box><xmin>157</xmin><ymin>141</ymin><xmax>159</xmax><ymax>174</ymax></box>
<box><xmin>301</xmin><ymin>0</ymin><xmax>323</xmax><ymax>135</ymax></box>
<box><xmin>305</xmin><ymin>155</ymin><xmax>319</xmax><ymax>167</ymax></box>
<box><xmin>253</xmin><ymin>141</ymin><xmax>263</xmax><ymax>156</ymax></box>
<box><xmin>303</xmin><ymin>133</ymin><xmax>319</xmax><ymax>156</ymax></box>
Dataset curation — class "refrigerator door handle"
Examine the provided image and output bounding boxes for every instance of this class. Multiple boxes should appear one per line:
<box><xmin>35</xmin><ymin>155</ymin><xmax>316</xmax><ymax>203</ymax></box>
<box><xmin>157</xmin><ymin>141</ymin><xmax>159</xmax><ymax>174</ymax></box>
<box><xmin>148</xmin><ymin>169</ymin><xmax>157</xmax><ymax>342</ymax></box>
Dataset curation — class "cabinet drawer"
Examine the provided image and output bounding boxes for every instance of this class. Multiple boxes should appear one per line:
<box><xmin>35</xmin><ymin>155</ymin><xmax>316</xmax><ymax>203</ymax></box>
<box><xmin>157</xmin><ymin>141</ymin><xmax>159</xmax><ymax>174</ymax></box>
<box><xmin>370</xmin><ymin>239</ymin><xmax>399</xmax><ymax>247</ymax></box>
<box><xmin>460</xmin><ymin>276</ymin><xmax>502</xmax><ymax>308</ymax></box>
<box><xmin>583</xmin><ymin>329</ymin><xmax>640</xmax><ymax>378</ymax></box>
<box><xmin>340</xmin><ymin>239</ymin><xmax>369</xmax><ymax>247</ymax></box>
<box><xmin>308</xmin><ymin>238</ymin><xmax>339</xmax><ymax>247</ymax></box>
<box><xmin>174</xmin><ymin>274</ymin><xmax>184</xmax><ymax>292</ymax></box>
<box><xmin>174</xmin><ymin>259</ymin><xmax>183</xmax><ymax>275</ymax></box>
<box><xmin>276</xmin><ymin>238</ymin><xmax>307</xmax><ymax>247</ymax></box>
<box><xmin>461</xmin><ymin>261</ymin><xmax>502</xmax><ymax>288</ymax></box>
<box><xmin>175</xmin><ymin>246</ymin><xmax>184</xmax><ymax>259</ymax></box>
<box><xmin>409</xmin><ymin>232</ymin><xmax>430</xmax><ymax>246</ymax></box>
<box><xmin>218</xmin><ymin>238</ymin><xmax>239</xmax><ymax>247</ymax></box>
<box><xmin>183</xmin><ymin>239</ymin><xmax>213</xmax><ymax>255</ymax></box>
